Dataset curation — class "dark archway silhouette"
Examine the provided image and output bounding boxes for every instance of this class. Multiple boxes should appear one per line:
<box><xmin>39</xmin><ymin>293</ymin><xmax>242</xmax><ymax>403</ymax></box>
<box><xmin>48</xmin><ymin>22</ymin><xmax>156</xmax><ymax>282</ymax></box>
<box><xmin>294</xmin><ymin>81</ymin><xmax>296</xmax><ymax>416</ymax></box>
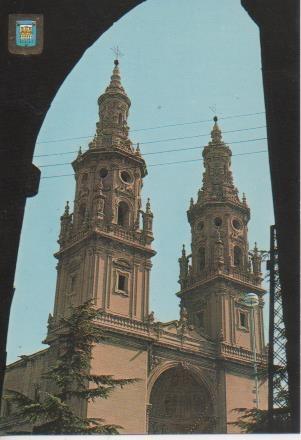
<box><xmin>0</xmin><ymin>1</ymin><xmax>299</xmax><ymax>429</ymax></box>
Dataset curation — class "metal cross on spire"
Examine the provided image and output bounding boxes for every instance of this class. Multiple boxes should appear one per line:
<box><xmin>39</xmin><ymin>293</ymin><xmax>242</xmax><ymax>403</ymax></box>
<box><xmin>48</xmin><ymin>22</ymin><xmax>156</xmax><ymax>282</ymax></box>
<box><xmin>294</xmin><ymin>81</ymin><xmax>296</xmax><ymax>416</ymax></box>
<box><xmin>111</xmin><ymin>46</ymin><xmax>124</xmax><ymax>62</ymax></box>
<box><xmin>209</xmin><ymin>104</ymin><xmax>217</xmax><ymax>115</ymax></box>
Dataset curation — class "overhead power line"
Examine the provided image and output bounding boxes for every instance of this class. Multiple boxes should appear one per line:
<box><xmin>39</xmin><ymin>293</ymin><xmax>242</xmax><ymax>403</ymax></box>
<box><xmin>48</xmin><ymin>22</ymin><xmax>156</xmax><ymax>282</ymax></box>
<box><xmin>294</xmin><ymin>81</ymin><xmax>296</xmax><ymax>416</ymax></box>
<box><xmin>131</xmin><ymin>111</ymin><xmax>265</xmax><ymax>133</ymax></box>
<box><xmin>33</xmin><ymin>125</ymin><xmax>266</xmax><ymax>159</ymax></box>
<box><xmin>37</xmin><ymin>137</ymin><xmax>268</xmax><ymax>169</ymax></box>
<box><xmin>35</xmin><ymin>111</ymin><xmax>266</xmax><ymax>145</ymax></box>
<box><xmin>138</xmin><ymin>125</ymin><xmax>266</xmax><ymax>145</ymax></box>
<box><xmin>41</xmin><ymin>148</ymin><xmax>268</xmax><ymax>180</ymax></box>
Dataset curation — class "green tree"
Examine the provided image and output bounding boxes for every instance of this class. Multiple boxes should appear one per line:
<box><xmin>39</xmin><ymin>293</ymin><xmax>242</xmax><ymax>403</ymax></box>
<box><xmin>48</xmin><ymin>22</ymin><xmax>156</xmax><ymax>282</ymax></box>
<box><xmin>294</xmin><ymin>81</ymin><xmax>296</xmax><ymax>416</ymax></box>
<box><xmin>2</xmin><ymin>302</ymin><xmax>136</xmax><ymax>434</ymax></box>
<box><xmin>230</xmin><ymin>407</ymin><xmax>269</xmax><ymax>433</ymax></box>
<box><xmin>230</xmin><ymin>406</ymin><xmax>291</xmax><ymax>433</ymax></box>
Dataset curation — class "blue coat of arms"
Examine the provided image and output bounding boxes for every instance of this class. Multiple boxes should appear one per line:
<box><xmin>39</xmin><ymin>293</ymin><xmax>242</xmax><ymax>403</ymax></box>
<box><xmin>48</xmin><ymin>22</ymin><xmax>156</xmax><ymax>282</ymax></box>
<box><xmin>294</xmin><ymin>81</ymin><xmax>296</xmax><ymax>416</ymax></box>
<box><xmin>16</xmin><ymin>20</ymin><xmax>37</xmax><ymax>47</ymax></box>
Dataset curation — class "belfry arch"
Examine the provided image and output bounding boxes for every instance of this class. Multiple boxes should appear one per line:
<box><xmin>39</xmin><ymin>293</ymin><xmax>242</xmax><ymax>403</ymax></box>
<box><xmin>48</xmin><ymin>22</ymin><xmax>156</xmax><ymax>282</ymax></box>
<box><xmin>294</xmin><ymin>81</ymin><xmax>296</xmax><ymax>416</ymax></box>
<box><xmin>148</xmin><ymin>364</ymin><xmax>216</xmax><ymax>434</ymax></box>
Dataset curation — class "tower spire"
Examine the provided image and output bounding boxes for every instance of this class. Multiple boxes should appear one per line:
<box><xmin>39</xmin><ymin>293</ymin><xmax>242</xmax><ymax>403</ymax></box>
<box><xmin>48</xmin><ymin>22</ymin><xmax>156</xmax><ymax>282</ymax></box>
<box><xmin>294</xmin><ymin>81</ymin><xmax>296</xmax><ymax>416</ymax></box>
<box><xmin>210</xmin><ymin>116</ymin><xmax>223</xmax><ymax>144</ymax></box>
<box><xmin>197</xmin><ymin>116</ymin><xmax>239</xmax><ymax>204</ymax></box>
<box><xmin>54</xmin><ymin>57</ymin><xmax>155</xmax><ymax>326</ymax></box>
<box><xmin>105</xmin><ymin>58</ymin><xmax>126</xmax><ymax>94</ymax></box>
<box><xmin>91</xmin><ymin>57</ymin><xmax>132</xmax><ymax>151</ymax></box>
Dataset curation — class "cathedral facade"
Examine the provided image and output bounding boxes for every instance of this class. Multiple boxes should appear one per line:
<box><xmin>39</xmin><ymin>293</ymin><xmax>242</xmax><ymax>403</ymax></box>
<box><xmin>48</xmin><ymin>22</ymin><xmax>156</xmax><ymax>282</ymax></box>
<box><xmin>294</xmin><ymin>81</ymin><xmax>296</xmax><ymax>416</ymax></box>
<box><xmin>1</xmin><ymin>60</ymin><xmax>267</xmax><ymax>434</ymax></box>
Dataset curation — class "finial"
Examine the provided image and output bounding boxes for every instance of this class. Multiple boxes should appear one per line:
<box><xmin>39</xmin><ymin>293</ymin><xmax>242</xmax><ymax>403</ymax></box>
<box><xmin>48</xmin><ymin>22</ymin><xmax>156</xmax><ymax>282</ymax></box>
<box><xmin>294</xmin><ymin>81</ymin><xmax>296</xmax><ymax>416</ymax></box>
<box><xmin>146</xmin><ymin>197</ymin><xmax>151</xmax><ymax>213</ymax></box>
<box><xmin>190</xmin><ymin>197</ymin><xmax>194</xmax><ymax>207</ymax></box>
<box><xmin>64</xmin><ymin>201</ymin><xmax>69</xmax><ymax>215</ymax></box>
<box><xmin>242</xmin><ymin>192</ymin><xmax>247</xmax><ymax>204</ymax></box>
<box><xmin>254</xmin><ymin>242</ymin><xmax>258</xmax><ymax>253</ymax></box>
<box><xmin>182</xmin><ymin>244</ymin><xmax>186</xmax><ymax>256</ymax></box>
<box><xmin>77</xmin><ymin>146</ymin><xmax>82</xmax><ymax>157</ymax></box>
<box><xmin>136</xmin><ymin>143</ymin><xmax>141</xmax><ymax>155</ymax></box>
<box><xmin>106</xmin><ymin>47</ymin><xmax>125</xmax><ymax>93</ymax></box>
<box><xmin>211</xmin><ymin>115</ymin><xmax>222</xmax><ymax>144</ymax></box>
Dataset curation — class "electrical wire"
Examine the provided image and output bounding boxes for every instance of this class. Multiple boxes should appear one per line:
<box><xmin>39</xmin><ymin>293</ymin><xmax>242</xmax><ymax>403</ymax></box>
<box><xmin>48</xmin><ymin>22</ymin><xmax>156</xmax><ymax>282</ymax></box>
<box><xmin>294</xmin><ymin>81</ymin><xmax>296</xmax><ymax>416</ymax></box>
<box><xmin>138</xmin><ymin>125</ymin><xmax>266</xmax><ymax>145</ymax></box>
<box><xmin>35</xmin><ymin>111</ymin><xmax>265</xmax><ymax>146</ymax></box>
<box><xmin>40</xmin><ymin>148</ymin><xmax>268</xmax><ymax>180</ymax></box>
<box><xmin>33</xmin><ymin>125</ymin><xmax>266</xmax><ymax>159</ymax></box>
<box><xmin>131</xmin><ymin>111</ymin><xmax>265</xmax><ymax>133</ymax></box>
<box><xmin>37</xmin><ymin>137</ymin><xmax>268</xmax><ymax>168</ymax></box>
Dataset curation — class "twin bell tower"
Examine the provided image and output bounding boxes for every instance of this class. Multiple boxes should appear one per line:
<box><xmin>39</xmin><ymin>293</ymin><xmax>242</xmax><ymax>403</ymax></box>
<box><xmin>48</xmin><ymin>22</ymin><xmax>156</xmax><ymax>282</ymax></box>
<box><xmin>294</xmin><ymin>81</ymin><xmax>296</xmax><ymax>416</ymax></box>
<box><xmin>2</xmin><ymin>59</ymin><xmax>267</xmax><ymax>435</ymax></box>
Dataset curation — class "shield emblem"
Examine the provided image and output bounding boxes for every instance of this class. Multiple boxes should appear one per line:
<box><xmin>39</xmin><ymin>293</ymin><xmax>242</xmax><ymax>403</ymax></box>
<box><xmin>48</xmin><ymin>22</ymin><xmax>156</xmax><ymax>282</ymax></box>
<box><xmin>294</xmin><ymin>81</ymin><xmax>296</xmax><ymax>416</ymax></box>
<box><xmin>16</xmin><ymin>20</ymin><xmax>37</xmax><ymax>47</ymax></box>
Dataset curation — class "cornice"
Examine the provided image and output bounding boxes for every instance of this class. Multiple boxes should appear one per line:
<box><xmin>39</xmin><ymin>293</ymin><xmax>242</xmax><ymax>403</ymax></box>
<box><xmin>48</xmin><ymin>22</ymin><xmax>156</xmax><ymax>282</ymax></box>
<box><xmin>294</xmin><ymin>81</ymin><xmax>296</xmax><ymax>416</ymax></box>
<box><xmin>54</xmin><ymin>229</ymin><xmax>156</xmax><ymax>259</ymax></box>
<box><xmin>72</xmin><ymin>147</ymin><xmax>147</xmax><ymax>177</ymax></box>
<box><xmin>177</xmin><ymin>272</ymin><xmax>266</xmax><ymax>298</ymax></box>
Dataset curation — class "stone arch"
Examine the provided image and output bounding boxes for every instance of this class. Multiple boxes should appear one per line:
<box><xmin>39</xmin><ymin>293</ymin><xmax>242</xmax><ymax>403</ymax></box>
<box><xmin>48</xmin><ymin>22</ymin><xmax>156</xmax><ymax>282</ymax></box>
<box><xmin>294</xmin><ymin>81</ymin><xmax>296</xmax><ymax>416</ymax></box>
<box><xmin>117</xmin><ymin>200</ymin><xmax>130</xmax><ymax>227</ymax></box>
<box><xmin>116</xmin><ymin>198</ymin><xmax>134</xmax><ymax>227</ymax></box>
<box><xmin>147</xmin><ymin>361</ymin><xmax>217</xmax><ymax>434</ymax></box>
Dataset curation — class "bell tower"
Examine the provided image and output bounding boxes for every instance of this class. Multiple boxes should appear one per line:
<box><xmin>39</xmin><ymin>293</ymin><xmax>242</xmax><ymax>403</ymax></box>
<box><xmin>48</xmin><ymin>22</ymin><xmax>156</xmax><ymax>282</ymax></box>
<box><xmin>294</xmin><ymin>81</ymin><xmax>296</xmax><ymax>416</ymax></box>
<box><xmin>177</xmin><ymin>117</ymin><xmax>266</xmax><ymax>354</ymax></box>
<box><xmin>51</xmin><ymin>59</ymin><xmax>155</xmax><ymax>325</ymax></box>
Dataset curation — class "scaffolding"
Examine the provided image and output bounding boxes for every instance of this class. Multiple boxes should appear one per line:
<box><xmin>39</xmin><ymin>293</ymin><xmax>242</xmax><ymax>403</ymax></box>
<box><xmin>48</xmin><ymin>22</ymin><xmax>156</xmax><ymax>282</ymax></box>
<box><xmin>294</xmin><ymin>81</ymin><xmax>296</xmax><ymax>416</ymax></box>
<box><xmin>267</xmin><ymin>225</ymin><xmax>291</xmax><ymax>431</ymax></box>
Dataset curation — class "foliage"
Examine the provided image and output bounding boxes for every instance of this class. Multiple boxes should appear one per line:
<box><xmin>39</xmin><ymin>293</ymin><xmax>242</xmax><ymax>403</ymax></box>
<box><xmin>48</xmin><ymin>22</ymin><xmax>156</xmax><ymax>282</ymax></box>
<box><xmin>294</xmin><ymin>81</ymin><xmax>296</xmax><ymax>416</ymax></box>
<box><xmin>230</xmin><ymin>406</ymin><xmax>292</xmax><ymax>433</ymax></box>
<box><xmin>2</xmin><ymin>301</ymin><xmax>136</xmax><ymax>434</ymax></box>
<box><xmin>230</xmin><ymin>407</ymin><xmax>269</xmax><ymax>433</ymax></box>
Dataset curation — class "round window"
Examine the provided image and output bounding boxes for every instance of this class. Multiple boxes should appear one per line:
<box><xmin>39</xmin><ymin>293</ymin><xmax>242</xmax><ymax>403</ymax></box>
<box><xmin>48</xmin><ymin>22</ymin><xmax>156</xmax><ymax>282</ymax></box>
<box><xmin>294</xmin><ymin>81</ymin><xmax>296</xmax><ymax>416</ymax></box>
<box><xmin>232</xmin><ymin>218</ymin><xmax>242</xmax><ymax>230</ymax></box>
<box><xmin>120</xmin><ymin>171</ymin><xmax>133</xmax><ymax>183</ymax></box>
<box><xmin>214</xmin><ymin>217</ymin><xmax>222</xmax><ymax>227</ymax></box>
<box><xmin>99</xmin><ymin>168</ymin><xmax>108</xmax><ymax>179</ymax></box>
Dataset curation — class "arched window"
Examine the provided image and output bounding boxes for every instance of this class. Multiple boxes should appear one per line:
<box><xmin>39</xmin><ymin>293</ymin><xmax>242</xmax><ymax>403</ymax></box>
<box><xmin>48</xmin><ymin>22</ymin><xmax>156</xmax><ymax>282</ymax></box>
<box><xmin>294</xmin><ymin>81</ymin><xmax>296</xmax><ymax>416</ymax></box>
<box><xmin>117</xmin><ymin>201</ymin><xmax>130</xmax><ymax>227</ymax></box>
<box><xmin>149</xmin><ymin>366</ymin><xmax>214</xmax><ymax>434</ymax></box>
<box><xmin>234</xmin><ymin>246</ymin><xmax>242</xmax><ymax>267</ymax></box>
<box><xmin>198</xmin><ymin>247</ymin><xmax>205</xmax><ymax>271</ymax></box>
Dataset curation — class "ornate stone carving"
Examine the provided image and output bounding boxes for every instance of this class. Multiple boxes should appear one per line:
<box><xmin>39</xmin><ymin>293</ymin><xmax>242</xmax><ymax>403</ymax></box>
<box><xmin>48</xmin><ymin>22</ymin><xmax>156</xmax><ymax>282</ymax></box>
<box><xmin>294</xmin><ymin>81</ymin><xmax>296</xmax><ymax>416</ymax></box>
<box><xmin>147</xmin><ymin>311</ymin><xmax>155</xmax><ymax>325</ymax></box>
<box><xmin>150</xmin><ymin>355</ymin><xmax>163</xmax><ymax>370</ymax></box>
<box><xmin>180</xmin><ymin>360</ymin><xmax>191</xmax><ymax>370</ymax></box>
<box><xmin>112</xmin><ymin>258</ymin><xmax>132</xmax><ymax>270</ymax></box>
<box><xmin>178</xmin><ymin>244</ymin><xmax>189</xmax><ymax>289</ymax></box>
<box><xmin>47</xmin><ymin>313</ymin><xmax>54</xmax><ymax>332</ymax></box>
<box><xmin>217</xmin><ymin>328</ymin><xmax>225</xmax><ymax>342</ymax></box>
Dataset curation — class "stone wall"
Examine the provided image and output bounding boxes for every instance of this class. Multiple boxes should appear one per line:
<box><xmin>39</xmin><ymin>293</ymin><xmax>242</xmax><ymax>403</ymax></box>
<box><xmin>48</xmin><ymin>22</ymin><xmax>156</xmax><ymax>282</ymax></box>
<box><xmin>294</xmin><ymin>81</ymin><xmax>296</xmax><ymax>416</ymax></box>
<box><xmin>88</xmin><ymin>339</ymin><xmax>148</xmax><ymax>434</ymax></box>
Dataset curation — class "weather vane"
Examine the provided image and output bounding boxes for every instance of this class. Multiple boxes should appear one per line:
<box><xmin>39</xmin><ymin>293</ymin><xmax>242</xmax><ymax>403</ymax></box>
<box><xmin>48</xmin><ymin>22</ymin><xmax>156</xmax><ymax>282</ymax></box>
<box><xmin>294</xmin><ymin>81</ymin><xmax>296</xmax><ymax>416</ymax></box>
<box><xmin>209</xmin><ymin>104</ymin><xmax>217</xmax><ymax>115</ymax></box>
<box><xmin>111</xmin><ymin>46</ymin><xmax>124</xmax><ymax>61</ymax></box>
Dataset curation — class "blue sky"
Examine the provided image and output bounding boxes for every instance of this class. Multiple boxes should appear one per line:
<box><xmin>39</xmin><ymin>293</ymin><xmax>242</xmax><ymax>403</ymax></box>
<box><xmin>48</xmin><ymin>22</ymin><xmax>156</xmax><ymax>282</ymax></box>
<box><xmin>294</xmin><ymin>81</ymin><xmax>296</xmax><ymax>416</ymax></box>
<box><xmin>7</xmin><ymin>0</ymin><xmax>274</xmax><ymax>363</ymax></box>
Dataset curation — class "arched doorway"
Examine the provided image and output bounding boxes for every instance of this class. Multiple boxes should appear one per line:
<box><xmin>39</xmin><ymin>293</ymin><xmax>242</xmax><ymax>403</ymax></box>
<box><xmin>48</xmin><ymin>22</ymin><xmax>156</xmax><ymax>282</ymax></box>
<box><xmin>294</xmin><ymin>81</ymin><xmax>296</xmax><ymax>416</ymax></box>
<box><xmin>148</xmin><ymin>365</ymin><xmax>215</xmax><ymax>434</ymax></box>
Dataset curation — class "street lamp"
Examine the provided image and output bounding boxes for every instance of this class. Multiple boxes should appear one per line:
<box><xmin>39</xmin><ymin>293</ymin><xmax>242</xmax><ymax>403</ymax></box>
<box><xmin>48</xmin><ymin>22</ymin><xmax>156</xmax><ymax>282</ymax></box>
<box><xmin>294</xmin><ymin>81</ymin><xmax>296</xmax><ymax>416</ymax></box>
<box><xmin>243</xmin><ymin>292</ymin><xmax>260</xmax><ymax>408</ymax></box>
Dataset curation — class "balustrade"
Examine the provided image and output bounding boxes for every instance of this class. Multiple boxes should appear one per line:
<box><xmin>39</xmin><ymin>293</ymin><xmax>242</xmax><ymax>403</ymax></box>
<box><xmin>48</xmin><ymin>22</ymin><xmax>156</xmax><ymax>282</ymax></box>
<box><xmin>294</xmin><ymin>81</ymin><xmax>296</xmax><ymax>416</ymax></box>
<box><xmin>220</xmin><ymin>342</ymin><xmax>267</xmax><ymax>363</ymax></box>
<box><xmin>185</xmin><ymin>266</ymin><xmax>259</xmax><ymax>288</ymax></box>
